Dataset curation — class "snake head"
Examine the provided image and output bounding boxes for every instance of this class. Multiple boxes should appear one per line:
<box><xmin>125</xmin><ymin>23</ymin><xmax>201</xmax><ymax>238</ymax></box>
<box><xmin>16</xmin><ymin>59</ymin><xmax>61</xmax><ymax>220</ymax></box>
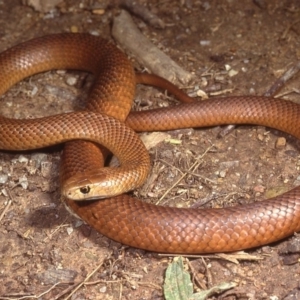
<box><xmin>61</xmin><ymin>169</ymin><xmax>122</xmax><ymax>200</ymax></box>
<box><xmin>62</xmin><ymin>165</ymin><xmax>147</xmax><ymax>200</ymax></box>
<box><xmin>62</xmin><ymin>175</ymin><xmax>101</xmax><ymax>200</ymax></box>
<box><xmin>63</xmin><ymin>179</ymin><xmax>94</xmax><ymax>201</ymax></box>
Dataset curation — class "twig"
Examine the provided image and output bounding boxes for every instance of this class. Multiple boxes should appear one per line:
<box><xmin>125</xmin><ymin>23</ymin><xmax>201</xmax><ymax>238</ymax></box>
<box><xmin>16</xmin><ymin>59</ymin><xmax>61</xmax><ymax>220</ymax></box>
<box><xmin>43</xmin><ymin>217</ymin><xmax>70</xmax><ymax>242</ymax></box>
<box><xmin>112</xmin><ymin>10</ymin><xmax>193</xmax><ymax>84</ymax></box>
<box><xmin>281</xmin><ymin>19</ymin><xmax>300</xmax><ymax>39</ymax></box>
<box><xmin>0</xmin><ymin>282</ymin><xmax>63</xmax><ymax>300</ymax></box>
<box><xmin>264</xmin><ymin>60</ymin><xmax>300</xmax><ymax>97</ymax></box>
<box><xmin>118</xmin><ymin>0</ymin><xmax>165</xmax><ymax>29</ymax></box>
<box><xmin>201</xmin><ymin>257</ymin><xmax>213</xmax><ymax>288</ymax></box>
<box><xmin>156</xmin><ymin>145</ymin><xmax>214</xmax><ymax>204</ymax></box>
<box><xmin>0</xmin><ymin>199</ymin><xmax>11</xmax><ymax>223</ymax></box>
<box><xmin>0</xmin><ymin>189</ymin><xmax>14</xmax><ymax>223</ymax></box>
<box><xmin>63</xmin><ymin>262</ymin><xmax>104</xmax><ymax>300</ymax></box>
<box><xmin>186</xmin><ymin>259</ymin><xmax>207</xmax><ymax>290</ymax></box>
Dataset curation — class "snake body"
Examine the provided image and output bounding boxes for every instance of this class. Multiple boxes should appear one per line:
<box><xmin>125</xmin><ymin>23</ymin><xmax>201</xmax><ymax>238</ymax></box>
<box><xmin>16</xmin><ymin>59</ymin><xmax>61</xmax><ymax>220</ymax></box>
<box><xmin>1</xmin><ymin>33</ymin><xmax>300</xmax><ymax>253</ymax></box>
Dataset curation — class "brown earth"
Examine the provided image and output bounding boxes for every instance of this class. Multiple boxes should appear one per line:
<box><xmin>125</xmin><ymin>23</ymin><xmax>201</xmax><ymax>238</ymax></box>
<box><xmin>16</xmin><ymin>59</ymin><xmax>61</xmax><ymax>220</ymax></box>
<box><xmin>0</xmin><ymin>0</ymin><xmax>300</xmax><ymax>299</ymax></box>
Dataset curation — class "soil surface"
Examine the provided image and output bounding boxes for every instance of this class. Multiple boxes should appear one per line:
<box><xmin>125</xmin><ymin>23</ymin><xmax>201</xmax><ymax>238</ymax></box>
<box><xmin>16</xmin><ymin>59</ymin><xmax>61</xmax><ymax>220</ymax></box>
<box><xmin>1</xmin><ymin>0</ymin><xmax>300</xmax><ymax>299</ymax></box>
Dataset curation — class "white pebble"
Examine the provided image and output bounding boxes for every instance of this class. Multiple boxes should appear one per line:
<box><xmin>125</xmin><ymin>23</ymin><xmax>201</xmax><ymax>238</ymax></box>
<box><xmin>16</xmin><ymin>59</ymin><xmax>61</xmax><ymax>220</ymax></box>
<box><xmin>66</xmin><ymin>76</ymin><xmax>78</xmax><ymax>86</ymax></box>
<box><xmin>228</xmin><ymin>69</ymin><xmax>239</xmax><ymax>77</ymax></box>
<box><xmin>199</xmin><ymin>40</ymin><xmax>211</xmax><ymax>46</ymax></box>
<box><xmin>0</xmin><ymin>174</ymin><xmax>8</xmax><ymax>184</ymax></box>
<box><xmin>1</xmin><ymin>188</ymin><xmax>8</xmax><ymax>197</ymax></box>
<box><xmin>18</xmin><ymin>155</ymin><xmax>29</xmax><ymax>163</ymax></box>
<box><xmin>66</xmin><ymin>227</ymin><xmax>73</xmax><ymax>235</ymax></box>
<box><xmin>19</xmin><ymin>175</ymin><xmax>28</xmax><ymax>189</ymax></box>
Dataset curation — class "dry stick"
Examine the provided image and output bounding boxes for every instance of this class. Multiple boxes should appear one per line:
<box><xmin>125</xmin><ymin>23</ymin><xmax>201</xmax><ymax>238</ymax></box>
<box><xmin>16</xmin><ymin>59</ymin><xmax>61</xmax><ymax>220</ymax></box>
<box><xmin>281</xmin><ymin>19</ymin><xmax>300</xmax><ymax>40</ymax></box>
<box><xmin>253</xmin><ymin>0</ymin><xmax>267</xmax><ymax>9</ymax></box>
<box><xmin>84</xmin><ymin>279</ymin><xmax>121</xmax><ymax>286</ymax></box>
<box><xmin>63</xmin><ymin>263</ymin><xmax>104</xmax><ymax>300</ymax></box>
<box><xmin>52</xmin><ymin>284</ymin><xmax>78</xmax><ymax>300</ymax></box>
<box><xmin>156</xmin><ymin>145</ymin><xmax>214</xmax><ymax>205</ymax></box>
<box><xmin>118</xmin><ymin>282</ymin><xmax>122</xmax><ymax>300</ymax></box>
<box><xmin>117</xmin><ymin>0</ymin><xmax>165</xmax><ymax>29</ymax></box>
<box><xmin>0</xmin><ymin>199</ymin><xmax>11</xmax><ymax>223</ymax></box>
<box><xmin>0</xmin><ymin>282</ymin><xmax>65</xmax><ymax>300</ymax></box>
<box><xmin>201</xmin><ymin>257</ymin><xmax>213</xmax><ymax>288</ymax></box>
<box><xmin>159</xmin><ymin>158</ymin><xmax>184</xmax><ymax>175</ymax></box>
<box><xmin>0</xmin><ymin>189</ymin><xmax>14</xmax><ymax>223</ymax></box>
<box><xmin>159</xmin><ymin>252</ymin><xmax>262</xmax><ymax>262</ymax></box>
<box><xmin>43</xmin><ymin>218</ymin><xmax>70</xmax><ymax>242</ymax></box>
<box><xmin>138</xmin><ymin>281</ymin><xmax>162</xmax><ymax>290</ymax></box>
<box><xmin>264</xmin><ymin>60</ymin><xmax>300</xmax><ymax>97</ymax></box>
<box><xmin>112</xmin><ymin>10</ymin><xmax>193</xmax><ymax>84</ymax></box>
<box><xmin>186</xmin><ymin>259</ymin><xmax>208</xmax><ymax>290</ymax></box>
<box><xmin>190</xmin><ymin>193</ymin><xmax>222</xmax><ymax>208</ymax></box>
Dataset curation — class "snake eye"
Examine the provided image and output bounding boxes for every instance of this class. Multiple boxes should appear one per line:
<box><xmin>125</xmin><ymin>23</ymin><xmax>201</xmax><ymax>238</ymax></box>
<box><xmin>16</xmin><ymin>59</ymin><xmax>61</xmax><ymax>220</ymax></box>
<box><xmin>80</xmin><ymin>186</ymin><xmax>91</xmax><ymax>195</ymax></box>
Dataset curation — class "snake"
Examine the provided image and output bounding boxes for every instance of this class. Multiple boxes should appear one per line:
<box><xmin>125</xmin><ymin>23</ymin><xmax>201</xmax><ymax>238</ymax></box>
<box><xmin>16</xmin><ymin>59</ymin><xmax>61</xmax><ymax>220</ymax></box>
<box><xmin>1</xmin><ymin>33</ymin><xmax>300</xmax><ymax>254</ymax></box>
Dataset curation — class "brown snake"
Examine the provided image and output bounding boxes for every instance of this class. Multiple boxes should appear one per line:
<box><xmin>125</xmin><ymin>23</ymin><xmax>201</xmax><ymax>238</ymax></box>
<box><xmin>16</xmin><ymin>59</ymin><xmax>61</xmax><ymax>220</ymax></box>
<box><xmin>1</xmin><ymin>33</ymin><xmax>300</xmax><ymax>253</ymax></box>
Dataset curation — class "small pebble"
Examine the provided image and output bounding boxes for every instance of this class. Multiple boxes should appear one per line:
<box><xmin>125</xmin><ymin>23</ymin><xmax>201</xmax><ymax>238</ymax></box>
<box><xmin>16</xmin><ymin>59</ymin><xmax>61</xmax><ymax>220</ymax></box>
<box><xmin>275</xmin><ymin>137</ymin><xmax>286</xmax><ymax>149</ymax></box>
<box><xmin>219</xmin><ymin>170</ymin><xmax>227</xmax><ymax>178</ymax></box>
<box><xmin>0</xmin><ymin>173</ymin><xmax>8</xmax><ymax>184</ymax></box>
<box><xmin>31</xmin><ymin>85</ymin><xmax>38</xmax><ymax>96</ymax></box>
<box><xmin>1</xmin><ymin>188</ymin><xmax>8</xmax><ymax>197</ymax></box>
<box><xmin>228</xmin><ymin>69</ymin><xmax>239</xmax><ymax>77</ymax></box>
<box><xmin>199</xmin><ymin>40</ymin><xmax>211</xmax><ymax>46</ymax></box>
<box><xmin>66</xmin><ymin>76</ymin><xmax>78</xmax><ymax>86</ymax></box>
<box><xmin>56</xmin><ymin>70</ymin><xmax>66</xmax><ymax>75</ymax></box>
<box><xmin>225</xmin><ymin>64</ymin><xmax>231</xmax><ymax>71</ymax></box>
<box><xmin>89</xmin><ymin>30</ymin><xmax>100</xmax><ymax>36</ymax></box>
<box><xmin>253</xmin><ymin>185</ymin><xmax>265</xmax><ymax>193</ymax></box>
<box><xmin>196</xmin><ymin>89</ymin><xmax>208</xmax><ymax>98</ymax></box>
<box><xmin>257</xmin><ymin>133</ymin><xmax>264</xmax><ymax>141</ymax></box>
<box><xmin>74</xmin><ymin>220</ymin><xmax>84</xmax><ymax>228</ymax></box>
<box><xmin>249</xmin><ymin>87</ymin><xmax>256</xmax><ymax>95</ymax></box>
<box><xmin>18</xmin><ymin>175</ymin><xmax>28</xmax><ymax>189</ymax></box>
<box><xmin>70</xmin><ymin>25</ymin><xmax>78</xmax><ymax>33</ymax></box>
<box><xmin>92</xmin><ymin>9</ymin><xmax>105</xmax><ymax>15</ymax></box>
<box><xmin>17</xmin><ymin>155</ymin><xmax>29</xmax><ymax>164</ymax></box>
<box><xmin>66</xmin><ymin>227</ymin><xmax>73</xmax><ymax>235</ymax></box>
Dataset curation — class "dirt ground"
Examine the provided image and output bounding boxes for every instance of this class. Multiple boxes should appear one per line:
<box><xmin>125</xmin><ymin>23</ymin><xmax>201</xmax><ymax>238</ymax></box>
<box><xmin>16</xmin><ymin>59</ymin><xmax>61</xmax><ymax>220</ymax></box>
<box><xmin>0</xmin><ymin>0</ymin><xmax>300</xmax><ymax>299</ymax></box>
